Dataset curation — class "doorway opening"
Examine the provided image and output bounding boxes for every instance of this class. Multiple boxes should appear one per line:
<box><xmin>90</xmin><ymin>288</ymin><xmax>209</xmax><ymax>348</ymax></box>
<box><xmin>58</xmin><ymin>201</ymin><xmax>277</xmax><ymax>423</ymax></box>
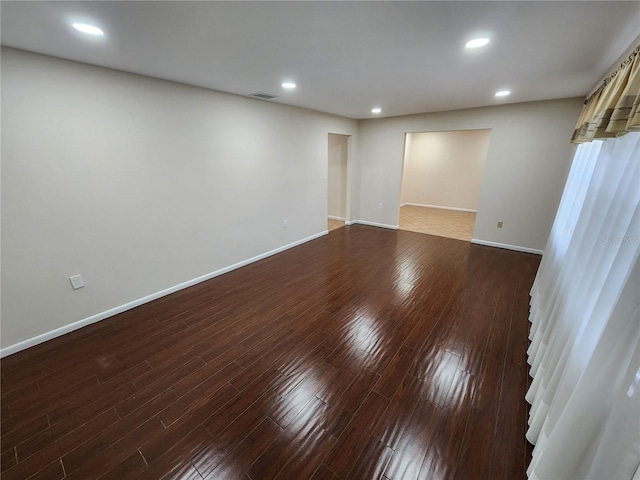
<box><xmin>328</xmin><ymin>133</ymin><xmax>349</xmax><ymax>232</ymax></box>
<box><xmin>398</xmin><ymin>129</ymin><xmax>491</xmax><ymax>241</ymax></box>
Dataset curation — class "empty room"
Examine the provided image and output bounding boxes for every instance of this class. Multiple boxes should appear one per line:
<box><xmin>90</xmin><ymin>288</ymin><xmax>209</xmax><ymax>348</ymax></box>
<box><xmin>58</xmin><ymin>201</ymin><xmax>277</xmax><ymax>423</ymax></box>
<box><xmin>1</xmin><ymin>2</ymin><xmax>639</xmax><ymax>480</ymax></box>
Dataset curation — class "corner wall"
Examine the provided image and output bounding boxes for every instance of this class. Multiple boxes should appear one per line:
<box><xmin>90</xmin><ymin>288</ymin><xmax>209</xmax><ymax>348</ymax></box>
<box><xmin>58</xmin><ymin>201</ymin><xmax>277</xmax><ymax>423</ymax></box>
<box><xmin>357</xmin><ymin>98</ymin><xmax>583</xmax><ymax>251</ymax></box>
<box><xmin>0</xmin><ymin>48</ymin><xmax>358</xmax><ymax>351</ymax></box>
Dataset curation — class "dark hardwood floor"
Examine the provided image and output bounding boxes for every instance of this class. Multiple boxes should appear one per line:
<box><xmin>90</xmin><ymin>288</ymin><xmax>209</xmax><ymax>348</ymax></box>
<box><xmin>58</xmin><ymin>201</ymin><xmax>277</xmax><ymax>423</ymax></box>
<box><xmin>1</xmin><ymin>225</ymin><xmax>539</xmax><ymax>479</ymax></box>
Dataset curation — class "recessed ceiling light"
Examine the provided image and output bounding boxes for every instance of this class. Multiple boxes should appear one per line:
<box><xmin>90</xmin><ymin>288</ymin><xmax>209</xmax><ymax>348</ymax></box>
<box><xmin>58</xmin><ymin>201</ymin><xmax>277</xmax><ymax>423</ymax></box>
<box><xmin>72</xmin><ymin>23</ymin><xmax>104</xmax><ymax>36</ymax></box>
<box><xmin>465</xmin><ymin>38</ymin><xmax>490</xmax><ymax>49</ymax></box>
<box><xmin>495</xmin><ymin>90</ymin><xmax>511</xmax><ymax>97</ymax></box>
<box><xmin>371</xmin><ymin>107</ymin><xmax>382</xmax><ymax>114</ymax></box>
<box><xmin>282</xmin><ymin>82</ymin><xmax>296</xmax><ymax>89</ymax></box>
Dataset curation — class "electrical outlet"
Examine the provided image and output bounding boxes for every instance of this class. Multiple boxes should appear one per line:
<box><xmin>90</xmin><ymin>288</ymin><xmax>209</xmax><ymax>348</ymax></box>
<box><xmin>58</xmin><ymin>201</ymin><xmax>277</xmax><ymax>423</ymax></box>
<box><xmin>378</xmin><ymin>203</ymin><xmax>383</xmax><ymax>209</ymax></box>
<box><xmin>69</xmin><ymin>274</ymin><xmax>84</xmax><ymax>290</ymax></box>
<box><xmin>497</xmin><ymin>221</ymin><xmax>503</xmax><ymax>228</ymax></box>
<box><xmin>283</xmin><ymin>219</ymin><xmax>288</xmax><ymax>228</ymax></box>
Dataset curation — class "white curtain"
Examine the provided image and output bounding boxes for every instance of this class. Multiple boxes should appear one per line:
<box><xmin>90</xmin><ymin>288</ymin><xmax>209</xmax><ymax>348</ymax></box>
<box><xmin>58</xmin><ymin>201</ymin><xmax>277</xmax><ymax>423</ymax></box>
<box><xmin>527</xmin><ymin>132</ymin><xmax>640</xmax><ymax>479</ymax></box>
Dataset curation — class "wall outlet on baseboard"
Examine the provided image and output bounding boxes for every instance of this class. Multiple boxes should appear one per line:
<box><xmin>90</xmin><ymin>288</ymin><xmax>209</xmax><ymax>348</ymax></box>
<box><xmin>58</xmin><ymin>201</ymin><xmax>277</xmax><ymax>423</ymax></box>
<box><xmin>497</xmin><ymin>221</ymin><xmax>503</xmax><ymax>228</ymax></box>
<box><xmin>69</xmin><ymin>274</ymin><xmax>84</xmax><ymax>290</ymax></box>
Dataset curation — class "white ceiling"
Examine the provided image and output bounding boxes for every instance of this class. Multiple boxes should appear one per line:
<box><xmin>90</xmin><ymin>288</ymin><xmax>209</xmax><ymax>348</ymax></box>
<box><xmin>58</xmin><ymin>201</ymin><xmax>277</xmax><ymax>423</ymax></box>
<box><xmin>2</xmin><ymin>1</ymin><xmax>639</xmax><ymax>119</ymax></box>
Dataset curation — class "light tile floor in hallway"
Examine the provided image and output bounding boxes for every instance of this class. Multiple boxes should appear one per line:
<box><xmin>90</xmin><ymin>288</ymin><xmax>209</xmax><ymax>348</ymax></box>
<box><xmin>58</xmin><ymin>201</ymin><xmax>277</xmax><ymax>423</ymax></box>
<box><xmin>328</xmin><ymin>218</ymin><xmax>345</xmax><ymax>232</ymax></box>
<box><xmin>399</xmin><ymin>205</ymin><xmax>476</xmax><ymax>241</ymax></box>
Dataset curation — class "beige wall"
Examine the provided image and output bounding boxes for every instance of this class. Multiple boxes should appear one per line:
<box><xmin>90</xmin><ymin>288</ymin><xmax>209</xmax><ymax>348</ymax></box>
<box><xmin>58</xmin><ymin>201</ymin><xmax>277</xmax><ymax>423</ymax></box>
<box><xmin>0</xmin><ymin>48</ymin><xmax>358</xmax><ymax>351</ymax></box>
<box><xmin>357</xmin><ymin>98</ymin><xmax>583</xmax><ymax>251</ymax></box>
<box><xmin>328</xmin><ymin>134</ymin><xmax>348</xmax><ymax>219</ymax></box>
<box><xmin>400</xmin><ymin>129</ymin><xmax>491</xmax><ymax>211</ymax></box>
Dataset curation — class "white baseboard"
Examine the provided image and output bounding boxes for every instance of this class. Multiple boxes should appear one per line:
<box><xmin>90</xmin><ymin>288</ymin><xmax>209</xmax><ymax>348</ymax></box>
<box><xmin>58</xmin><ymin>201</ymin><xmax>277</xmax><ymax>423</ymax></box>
<box><xmin>471</xmin><ymin>238</ymin><xmax>543</xmax><ymax>255</ymax></box>
<box><xmin>402</xmin><ymin>202</ymin><xmax>477</xmax><ymax>213</ymax></box>
<box><xmin>352</xmin><ymin>220</ymin><xmax>399</xmax><ymax>230</ymax></box>
<box><xmin>328</xmin><ymin>215</ymin><xmax>346</xmax><ymax>221</ymax></box>
<box><xmin>0</xmin><ymin>231</ymin><xmax>329</xmax><ymax>358</ymax></box>
<box><xmin>345</xmin><ymin>220</ymin><xmax>354</xmax><ymax>226</ymax></box>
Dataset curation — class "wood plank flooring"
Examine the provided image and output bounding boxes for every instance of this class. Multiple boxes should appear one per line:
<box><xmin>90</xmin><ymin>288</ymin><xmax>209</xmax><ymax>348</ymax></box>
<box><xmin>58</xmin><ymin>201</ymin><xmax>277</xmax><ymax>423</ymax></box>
<box><xmin>1</xmin><ymin>225</ymin><xmax>539</xmax><ymax>479</ymax></box>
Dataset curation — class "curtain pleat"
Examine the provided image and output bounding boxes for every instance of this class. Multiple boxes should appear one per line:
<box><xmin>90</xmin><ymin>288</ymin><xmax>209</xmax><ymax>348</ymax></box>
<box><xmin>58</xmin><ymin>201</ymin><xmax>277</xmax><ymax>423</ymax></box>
<box><xmin>572</xmin><ymin>89</ymin><xmax>604</xmax><ymax>144</ymax></box>
<box><xmin>608</xmin><ymin>53</ymin><xmax>640</xmax><ymax>133</ymax></box>
<box><xmin>526</xmin><ymin>132</ymin><xmax>640</xmax><ymax>479</ymax></box>
<box><xmin>586</xmin><ymin>63</ymin><xmax>633</xmax><ymax>140</ymax></box>
<box><xmin>572</xmin><ymin>46</ymin><xmax>640</xmax><ymax>143</ymax></box>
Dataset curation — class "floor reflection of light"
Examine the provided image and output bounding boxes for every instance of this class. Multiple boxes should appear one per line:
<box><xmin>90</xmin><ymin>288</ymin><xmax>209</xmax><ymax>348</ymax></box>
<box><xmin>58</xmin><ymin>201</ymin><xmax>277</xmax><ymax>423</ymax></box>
<box><xmin>392</xmin><ymin>258</ymin><xmax>421</xmax><ymax>300</ymax></box>
<box><xmin>341</xmin><ymin>307</ymin><xmax>383</xmax><ymax>355</ymax></box>
<box><xmin>273</xmin><ymin>366</ymin><xmax>325</xmax><ymax>433</ymax></box>
<box><xmin>420</xmin><ymin>350</ymin><xmax>461</xmax><ymax>406</ymax></box>
<box><xmin>420</xmin><ymin>439</ymin><xmax>450</xmax><ymax>480</ymax></box>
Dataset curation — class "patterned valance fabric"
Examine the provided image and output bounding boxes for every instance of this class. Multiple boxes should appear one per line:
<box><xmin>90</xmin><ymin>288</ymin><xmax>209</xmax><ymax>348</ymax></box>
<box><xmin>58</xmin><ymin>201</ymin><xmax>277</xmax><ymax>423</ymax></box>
<box><xmin>572</xmin><ymin>45</ymin><xmax>640</xmax><ymax>144</ymax></box>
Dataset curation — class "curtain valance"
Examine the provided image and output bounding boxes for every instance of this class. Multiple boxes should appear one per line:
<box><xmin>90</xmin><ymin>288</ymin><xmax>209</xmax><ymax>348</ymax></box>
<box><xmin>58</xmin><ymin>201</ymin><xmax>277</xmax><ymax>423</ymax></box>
<box><xmin>572</xmin><ymin>45</ymin><xmax>640</xmax><ymax>144</ymax></box>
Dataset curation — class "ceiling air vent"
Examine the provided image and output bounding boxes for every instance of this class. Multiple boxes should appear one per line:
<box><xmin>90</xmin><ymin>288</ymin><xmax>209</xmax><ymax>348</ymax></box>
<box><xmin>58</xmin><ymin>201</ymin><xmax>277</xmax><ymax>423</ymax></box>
<box><xmin>250</xmin><ymin>92</ymin><xmax>278</xmax><ymax>100</ymax></box>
